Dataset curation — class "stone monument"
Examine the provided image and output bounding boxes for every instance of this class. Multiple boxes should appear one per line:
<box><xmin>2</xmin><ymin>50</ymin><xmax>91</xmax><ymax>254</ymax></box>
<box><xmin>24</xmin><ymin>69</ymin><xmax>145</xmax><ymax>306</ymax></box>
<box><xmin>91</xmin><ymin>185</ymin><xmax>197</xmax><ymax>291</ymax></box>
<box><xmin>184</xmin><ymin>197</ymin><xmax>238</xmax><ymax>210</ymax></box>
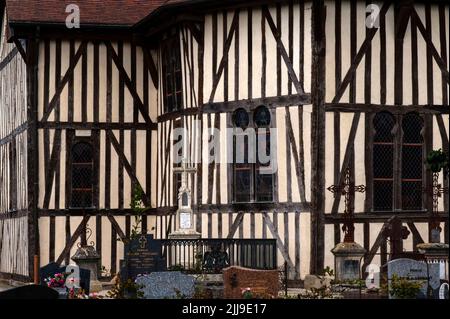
<box><xmin>169</xmin><ymin>158</ymin><xmax>200</xmax><ymax>240</ymax></box>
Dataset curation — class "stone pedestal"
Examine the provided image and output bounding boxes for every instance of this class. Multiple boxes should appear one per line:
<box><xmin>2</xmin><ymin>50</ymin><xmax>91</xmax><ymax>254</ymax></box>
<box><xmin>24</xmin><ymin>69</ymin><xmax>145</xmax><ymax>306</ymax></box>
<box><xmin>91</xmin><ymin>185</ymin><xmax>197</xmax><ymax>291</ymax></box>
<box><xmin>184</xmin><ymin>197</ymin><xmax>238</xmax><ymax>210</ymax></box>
<box><xmin>168</xmin><ymin>230</ymin><xmax>201</xmax><ymax>240</ymax></box>
<box><xmin>331</xmin><ymin>242</ymin><xmax>366</xmax><ymax>282</ymax></box>
<box><xmin>71</xmin><ymin>246</ymin><xmax>103</xmax><ymax>293</ymax></box>
<box><xmin>417</xmin><ymin>242</ymin><xmax>449</xmax><ymax>284</ymax></box>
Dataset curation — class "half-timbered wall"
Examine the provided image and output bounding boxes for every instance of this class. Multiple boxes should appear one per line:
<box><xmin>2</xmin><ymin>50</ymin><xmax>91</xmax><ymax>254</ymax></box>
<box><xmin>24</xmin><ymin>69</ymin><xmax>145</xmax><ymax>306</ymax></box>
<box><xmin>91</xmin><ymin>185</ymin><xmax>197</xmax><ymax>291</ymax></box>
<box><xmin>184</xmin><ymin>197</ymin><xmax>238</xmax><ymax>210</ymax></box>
<box><xmin>36</xmin><ymin>39</ymin><xmax>159</xmax><ymax>273</ymax></box>
<box><xmin>323</xmin><ymin>0</ymin><xmax>449</xmax><ymax>270</ymax></box>
<box><xmin>155</xmin><ymin>2</ymin><xmax>314</xmax><ymax>278</ymax></box>
<box><xmin>0</xmin><ymin>8</ymin><xmax>29</xmax><ymax>278</ymax></box>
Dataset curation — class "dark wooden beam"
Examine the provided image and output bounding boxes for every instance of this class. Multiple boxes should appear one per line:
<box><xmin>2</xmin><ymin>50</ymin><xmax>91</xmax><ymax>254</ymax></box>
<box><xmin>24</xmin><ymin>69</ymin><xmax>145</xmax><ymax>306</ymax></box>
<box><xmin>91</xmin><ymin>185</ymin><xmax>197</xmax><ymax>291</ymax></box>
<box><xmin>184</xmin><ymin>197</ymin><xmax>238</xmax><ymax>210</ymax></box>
<box><xmin>203</xmin><ymin>94</ymin><xmax>311</xmax><ymax>113</ymax></box>
<box><xmin>262</xmin><ymin>6</ymin><xmax>304</xmax><ymax>95</ymax></box>
<box><xmin>107</xmin><ymin>130</ymin><xmax>151</xmax><ymax>207</ymax></box>
<box><xmin>41</xmin><ymin>41</ymin><xmax>88</xmax><ymax>122</ymax></box>
<box><xmin>325</xmin><ymin>103</ymin><xmax>450</xmax><ymax>114</ymax></box>
<box><xmin>208</xmin><ymin>10</ymin><xmax>240</xmax><ymax>103</ymax></box>
<box><xmin>105</xmin><ymin>41</ymin><xmax>155</xmax><ymax>126</ymax></box>
<box><xmin>56</xmin><ymin>215</ymin><xmax>90</xmax><ymax>265</ymax></box>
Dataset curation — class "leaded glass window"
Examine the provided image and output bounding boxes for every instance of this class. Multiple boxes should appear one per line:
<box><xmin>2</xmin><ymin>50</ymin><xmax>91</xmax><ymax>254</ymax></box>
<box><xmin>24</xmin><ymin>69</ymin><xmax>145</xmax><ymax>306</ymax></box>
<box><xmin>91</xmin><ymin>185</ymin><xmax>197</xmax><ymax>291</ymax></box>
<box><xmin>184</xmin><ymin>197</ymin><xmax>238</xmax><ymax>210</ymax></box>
<box><xmin>373</xmin><ymin>112</ymin><xmax>395</xmax><ymax>211</ymax></box>
<box><xmin>372</xmin><ymin>111</ymin><xmax>425</xmax><ymax>212</ymax></box>
<box><xmin>233</xmin><ymin>106</ymin><xmax>274</xmax><ymax>203</ymax></box>
<box><xmin>401</xmin><ymin>113</ymin><xmax>423</xmax><ymax>210</ymax></box>
<box><xmin>162</xmin><ymin>29</ymin><xmax>183</xmax><ymax>113</ymax></box>
<box><xmin>71</xmin><ymin>142</ymin><xmax>94</xmax><ymax>208</ymax></box>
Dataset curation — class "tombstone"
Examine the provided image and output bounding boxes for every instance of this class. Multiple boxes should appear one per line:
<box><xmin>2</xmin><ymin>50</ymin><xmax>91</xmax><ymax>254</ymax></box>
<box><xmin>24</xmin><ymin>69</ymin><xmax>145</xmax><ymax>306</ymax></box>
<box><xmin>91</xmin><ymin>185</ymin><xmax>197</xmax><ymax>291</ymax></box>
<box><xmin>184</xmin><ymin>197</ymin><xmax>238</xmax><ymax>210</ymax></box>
<box><xmin>122</xmin><ymin>234</ymin><xmax>167</xmax><ymax>280</ymax></box>
<box><xmin>0</xmin><ymin>285</ymin><xmax>58</xmax><ymax>299</ymax></box>
<box><xmin>223</xmin><ymin>266</ymin><xmax>279</xmax><ymax>299</ymax></box>
<box><xmin>135</xmin><ymin>271</ymin><xmax>195</xmax><ymax>299</ymax></box>
<box><xmin>387</xmin><ymin>258</ymin><xmax>440</xmax><ymax>299</ymax></box>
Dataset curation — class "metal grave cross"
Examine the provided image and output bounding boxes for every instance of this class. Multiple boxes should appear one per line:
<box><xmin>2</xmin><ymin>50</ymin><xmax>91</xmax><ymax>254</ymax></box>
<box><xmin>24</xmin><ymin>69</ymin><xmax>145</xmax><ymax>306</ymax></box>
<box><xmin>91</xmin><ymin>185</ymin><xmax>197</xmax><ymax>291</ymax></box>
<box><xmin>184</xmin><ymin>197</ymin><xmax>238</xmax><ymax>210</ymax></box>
<box><xmin>423</xmin><ymin>172</ymin><xmax>449</xmax><ymax>236</ymax></box>
<box><xmin>327</xmin><ymin>167</ymin><xmax>366</xmax><ymax>243</ymax></box>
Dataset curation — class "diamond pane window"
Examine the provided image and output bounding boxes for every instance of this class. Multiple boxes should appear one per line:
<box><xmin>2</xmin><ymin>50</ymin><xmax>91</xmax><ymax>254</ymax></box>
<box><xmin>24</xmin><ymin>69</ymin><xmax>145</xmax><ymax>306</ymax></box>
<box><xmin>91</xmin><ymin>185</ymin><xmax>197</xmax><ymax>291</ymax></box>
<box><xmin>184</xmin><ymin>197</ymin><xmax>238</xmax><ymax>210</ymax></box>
<box><xmin>373</xmin><ymin>112</ymin><xmax>395</xmax><ymax>211</ymax></box>
<box><xmin>71</xmin><ymin>142</ymin><xmax>94</xmax><ymax>208</ymax></box>
<box><xmin>232</xmin><ymin>107</ymin><xmax>274</xmax><ymax>203</ymax></box>
<box><xmin>401</xmin><ymin>113</ymin><xmax>423</xmax><ymax>210</ymax></box>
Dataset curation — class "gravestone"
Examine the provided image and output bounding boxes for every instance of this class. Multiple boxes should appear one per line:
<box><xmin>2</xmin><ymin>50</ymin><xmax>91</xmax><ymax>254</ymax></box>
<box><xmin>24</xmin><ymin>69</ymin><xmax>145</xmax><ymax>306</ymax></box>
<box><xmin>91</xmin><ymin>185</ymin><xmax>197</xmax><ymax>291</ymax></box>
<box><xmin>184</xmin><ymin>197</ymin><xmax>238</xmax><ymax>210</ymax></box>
<box><xmin>0</xmin><ymin>284</ymin><xmax>58</xmax><ymax>299</ymax></box>
<box><xmin>387</xmin><ymin>258</ymin><xmax>440</xmax><ymax>299</ymax></box>
<box><xmin>223</xmin><ymin>266</ymin><xmax>279</xmax><ymax>299</ymax></box>
<box><xmin>135</xmin><ymin>271</ymin><xmax>195</xmax><ymax>299</ymax></box>
<box><xmin>122</xmin><ymin>234</ymin><xmax>166</xmax><ymax>280</ymax></box>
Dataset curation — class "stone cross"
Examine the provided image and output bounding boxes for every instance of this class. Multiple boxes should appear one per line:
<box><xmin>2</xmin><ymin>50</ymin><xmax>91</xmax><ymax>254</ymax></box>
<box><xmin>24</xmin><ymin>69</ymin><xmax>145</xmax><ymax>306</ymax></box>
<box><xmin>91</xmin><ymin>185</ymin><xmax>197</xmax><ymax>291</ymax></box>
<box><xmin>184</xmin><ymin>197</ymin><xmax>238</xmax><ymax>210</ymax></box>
<box><xmin>172</xmin><ymin>157</ymin><xmax>197</xmax><ymax>234</ymax></box>
<box><xmin>327</xmin><ymin>167</ymin><xmax>366</xmax><ymax>243</ymax></box>
<box><xmin>173</xmin><ymin>157</ymin><xmax>197</xmax><ymax>203</ymax></box>
<box><xmin>423</xmin><ymin>172</ymin><xmax>449</xmax><ymax>242</ymax></box>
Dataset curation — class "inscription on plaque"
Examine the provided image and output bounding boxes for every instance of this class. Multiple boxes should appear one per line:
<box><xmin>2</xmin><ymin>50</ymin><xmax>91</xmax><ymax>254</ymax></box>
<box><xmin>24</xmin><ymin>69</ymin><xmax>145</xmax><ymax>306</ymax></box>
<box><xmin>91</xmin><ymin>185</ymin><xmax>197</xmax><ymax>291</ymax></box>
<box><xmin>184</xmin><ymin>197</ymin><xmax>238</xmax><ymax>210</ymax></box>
<box><xmin>122</xmin><ymin>235</ymin><xmax>166</xmax><ymax>280</ymax></box>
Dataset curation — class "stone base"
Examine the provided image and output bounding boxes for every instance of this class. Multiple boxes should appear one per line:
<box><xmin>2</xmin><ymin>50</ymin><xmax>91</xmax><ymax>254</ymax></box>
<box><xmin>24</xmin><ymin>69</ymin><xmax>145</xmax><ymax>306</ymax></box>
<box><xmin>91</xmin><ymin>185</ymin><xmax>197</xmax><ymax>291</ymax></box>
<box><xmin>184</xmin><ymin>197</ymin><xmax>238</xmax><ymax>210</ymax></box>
<box><xmin>168</xmin><ymin>230</ymin><xmax>201</xmax><ymax>240</ymax></box>
<box><xmin>331</xmin><ymin>242</ymin><xmax>366</xmax><ymax>282</ymax></box>
<box><xmin>304</xmin><ymin>274</ymin><xmax>332</xmax><ymax>290</ymax></box>
<box><xmin>89</xmin><ymin>280</ymin><xmax>103</xmax><ymax>293</ymax></box>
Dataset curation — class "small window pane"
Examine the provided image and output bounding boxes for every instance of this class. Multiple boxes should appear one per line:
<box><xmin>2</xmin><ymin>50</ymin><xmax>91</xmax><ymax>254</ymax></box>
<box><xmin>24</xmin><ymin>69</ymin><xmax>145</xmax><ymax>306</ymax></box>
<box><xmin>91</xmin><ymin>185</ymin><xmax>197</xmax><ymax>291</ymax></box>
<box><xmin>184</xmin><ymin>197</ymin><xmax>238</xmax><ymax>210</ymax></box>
<box><xmin>256</xmin><ymin>169</ymin><xmax>273</xmax><ymax>202</ymax></box>
<box><xmin>402</xmin><ymin>113</ymin><xmax>423</xmax><ymax>144</ymax></box>
<box><xmin>402</xmin><ymin>182</ymin><xmax>423</xmax><ymax>210</ymax></box>
<box><xmin>373</xmin><ymin>144</ymin><xmax>393</xmax><ymax>178</ymax></box>
<box><xmin>402</xmin><ymin>146</ymin><xmax>423</xmax><ymax>180</ymax></box>
<box><xmin>374</xmin><ymin>112</ymin><xmax>395</xmax><ymax>142</ymax></box>
<box><xmin>235</xmin><ymin>166</ymin><xmax>251</xmax><ymax>202</ymax></box>
<box><xmin>71</xmin><ymin>142</ymin><xmax>94</xmax><ymax>208</ymax></box>
<box><xmin>373</xmin><ymin>180</ymin><xmax>393</xmax><ymax>211</ymax></box>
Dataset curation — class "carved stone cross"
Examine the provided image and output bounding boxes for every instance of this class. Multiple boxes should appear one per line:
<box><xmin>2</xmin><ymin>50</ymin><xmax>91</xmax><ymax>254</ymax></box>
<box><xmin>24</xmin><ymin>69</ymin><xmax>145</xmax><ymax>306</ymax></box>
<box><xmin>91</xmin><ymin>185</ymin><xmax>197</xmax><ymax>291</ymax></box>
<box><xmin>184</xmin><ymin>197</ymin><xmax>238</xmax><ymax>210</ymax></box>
<box><xmin>327</xmin><ymin>167</ymin><xmax>366</xmax><ymax>243</ymax></box>
<box><xmin>173</xmin><ymin>157</ymin><xmax>197</xmax><ymax>199</ymax></box>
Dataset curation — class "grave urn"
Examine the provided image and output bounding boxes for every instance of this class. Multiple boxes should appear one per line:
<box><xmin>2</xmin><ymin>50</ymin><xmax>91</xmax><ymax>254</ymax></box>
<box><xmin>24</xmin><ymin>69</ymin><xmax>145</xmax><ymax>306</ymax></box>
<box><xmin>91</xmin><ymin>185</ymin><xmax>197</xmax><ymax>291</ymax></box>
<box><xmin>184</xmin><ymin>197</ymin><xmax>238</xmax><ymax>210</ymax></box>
<box><xmin>71</xmin><ymin>245</ymin><xmax>103</xmax><ymax>293</ymax></box>
<box><xmin>331</xmin><ymin>242</ymin><xmax>366</xmax><ymax>282</ymax></box>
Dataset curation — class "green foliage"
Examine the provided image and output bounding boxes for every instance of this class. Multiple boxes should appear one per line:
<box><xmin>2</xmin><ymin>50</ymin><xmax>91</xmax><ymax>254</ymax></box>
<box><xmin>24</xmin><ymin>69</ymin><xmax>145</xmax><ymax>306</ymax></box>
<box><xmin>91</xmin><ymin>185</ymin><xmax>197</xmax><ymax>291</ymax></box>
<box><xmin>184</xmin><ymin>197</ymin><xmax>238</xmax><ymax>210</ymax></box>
<box><xmin>106</xmin><ymin>274</ymin><xmax>144</xmax><ymax>299</ymax></box>
<box><xmin>299</xmin><ymin>287</ymin><xmax>340</xmax><ymax>299</ymax></box>
<box><xmin>322</xmin><ymin>266</ymin><xmax>334</xmax><ymax>277</ymax></box>
<box><xmin>389</xmin><ymin>274</ymin><xmax>424</xmax><ymax>299</ymax></box>
<box><xmin>118</xmin><ymin>185</ymin><xmax>153</xmax><ymax>244</ymax></box>
<box><xmin>426</xmin><ymin>149</ymin><xmax>449</xmax><ymax>174</ymax></box>
<box><xmin>168</xmin><ymin>264</ymin><xmax>186</xmax><ymax>272</ymax></box>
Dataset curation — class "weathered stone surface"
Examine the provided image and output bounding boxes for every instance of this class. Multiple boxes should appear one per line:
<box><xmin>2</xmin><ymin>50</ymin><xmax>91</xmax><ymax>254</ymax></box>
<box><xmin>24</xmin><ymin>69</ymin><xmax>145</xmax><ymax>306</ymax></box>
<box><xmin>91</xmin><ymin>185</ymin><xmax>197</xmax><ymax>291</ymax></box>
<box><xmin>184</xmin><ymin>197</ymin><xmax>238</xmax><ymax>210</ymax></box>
<box><xmin>135</xmin><ymin>271</ymin><xmax>195</xmax><ymax>299</ymax></box>
<box><xmin>223</xmin><ymin>266</ymin><xmax>279</xmax><ymax>299</ymax></box>
<box><xmin>387</xmin><ymin>258</ymin><xmax>440</xmax><ymax>299</ymax></box>
<box><xmin>304</xmin><ymin>274</ymin><xmax>332</xmax><ymax>290</ymax></box>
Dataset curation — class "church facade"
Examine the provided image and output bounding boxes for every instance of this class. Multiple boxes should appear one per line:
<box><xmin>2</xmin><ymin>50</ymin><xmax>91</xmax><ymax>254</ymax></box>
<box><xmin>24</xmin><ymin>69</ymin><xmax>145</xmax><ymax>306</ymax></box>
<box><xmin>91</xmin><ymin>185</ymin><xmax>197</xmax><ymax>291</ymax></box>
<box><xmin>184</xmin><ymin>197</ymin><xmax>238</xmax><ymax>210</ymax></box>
<box><xmin>0</xmin><ymin>0</ymin><xmax>448</xmax><ymax>282</ymax></box>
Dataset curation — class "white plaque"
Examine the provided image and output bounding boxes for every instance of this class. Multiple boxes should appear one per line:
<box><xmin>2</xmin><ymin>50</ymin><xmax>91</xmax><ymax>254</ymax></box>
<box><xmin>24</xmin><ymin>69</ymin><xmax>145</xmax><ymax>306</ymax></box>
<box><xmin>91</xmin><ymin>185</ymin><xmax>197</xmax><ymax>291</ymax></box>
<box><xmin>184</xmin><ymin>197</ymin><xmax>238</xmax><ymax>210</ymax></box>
<box><xmin>180</xmin><ymin>212</ymin><xmax>191</xmax><ymax>229</ymax></box>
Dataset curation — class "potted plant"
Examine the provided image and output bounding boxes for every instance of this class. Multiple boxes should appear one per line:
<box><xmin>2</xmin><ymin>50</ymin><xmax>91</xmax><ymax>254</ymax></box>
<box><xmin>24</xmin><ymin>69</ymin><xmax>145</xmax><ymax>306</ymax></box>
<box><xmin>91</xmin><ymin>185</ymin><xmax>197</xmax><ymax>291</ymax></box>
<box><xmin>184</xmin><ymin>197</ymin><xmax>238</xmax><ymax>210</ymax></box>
<box><xmin>426</xmin><ymin>149</ymin><xmax>449</xmax><ymax>174</ymax></box>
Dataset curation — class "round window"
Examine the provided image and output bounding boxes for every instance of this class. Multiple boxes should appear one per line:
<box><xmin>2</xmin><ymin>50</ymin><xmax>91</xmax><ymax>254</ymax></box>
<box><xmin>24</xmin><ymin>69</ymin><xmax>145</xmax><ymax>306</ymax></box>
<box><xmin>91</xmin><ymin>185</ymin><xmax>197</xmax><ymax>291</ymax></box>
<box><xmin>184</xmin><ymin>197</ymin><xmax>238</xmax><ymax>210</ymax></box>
<box><xmin>233</xmin><ymin>108</ymin><xmax>250</xmax><ymax>129</ymax></box>
<box><xmin>254</xmin><ymin>106</ymin><xmax>271</xmax><ymax>127</ymax></box>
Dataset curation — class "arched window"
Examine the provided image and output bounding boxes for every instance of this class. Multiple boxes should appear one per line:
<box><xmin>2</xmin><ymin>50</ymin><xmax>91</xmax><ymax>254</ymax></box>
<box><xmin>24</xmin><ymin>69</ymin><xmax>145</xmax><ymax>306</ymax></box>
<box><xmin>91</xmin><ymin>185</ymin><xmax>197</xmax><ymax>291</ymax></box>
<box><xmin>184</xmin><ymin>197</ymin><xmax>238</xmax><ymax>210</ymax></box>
<box><xmin>372</xmin><ymin>111</ymin><xmax>425</xmax><ymax>212</ymax></box>
<box><xmin>233</xmin><ymin>106</ymin><xmax>274</xmax><ymax>203</ymax></box>
<box><xmin>71</xmin><ymin>142</ymin><xmax>94</xmax><ymax>208</ymax></box>
<box><xmin>401</xmin><ymin>113</ymin><xmax>424</xmax><ymax>210</ymax></box>
<box><xmin>373</xmin><ymin>112</ymin><xmax>395</xmax><ymax>211</ymax></box>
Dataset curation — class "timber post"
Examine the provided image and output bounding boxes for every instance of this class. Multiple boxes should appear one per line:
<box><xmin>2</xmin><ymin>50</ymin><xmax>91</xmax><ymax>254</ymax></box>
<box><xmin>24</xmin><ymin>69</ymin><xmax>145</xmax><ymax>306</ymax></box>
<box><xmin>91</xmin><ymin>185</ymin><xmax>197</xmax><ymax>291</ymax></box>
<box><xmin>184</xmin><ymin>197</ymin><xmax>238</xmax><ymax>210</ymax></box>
<box><xmin>310</xmin><ymin>0</ymin><xmax>326</xmax><ymax>274</ymax></box>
